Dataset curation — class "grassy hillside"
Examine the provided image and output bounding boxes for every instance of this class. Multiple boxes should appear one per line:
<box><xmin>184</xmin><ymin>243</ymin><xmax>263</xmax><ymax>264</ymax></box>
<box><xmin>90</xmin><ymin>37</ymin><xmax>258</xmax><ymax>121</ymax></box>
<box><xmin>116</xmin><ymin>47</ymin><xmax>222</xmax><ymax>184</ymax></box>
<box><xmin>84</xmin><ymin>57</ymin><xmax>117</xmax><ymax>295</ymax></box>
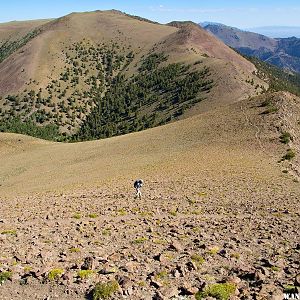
<box><xmin>0</xmin><ymin>19</ymin><xmax>50</xmax><ymax>42</ymax></box>
<box><xmin>0</xmin><ymin>11</ymin><xmax>264</xmax><ymax>140</ymax></box>
<box><xmin>0</xmin><ymin>19</ymin><xmax>51</xmax><ymax>63</ymax></box>
<box><xmin>0</xmin><ymin>91</ymin><xmax>298</xmax><ymax>196</ymax></box>
<box><xmin>0</xmin><ymin>91</ymin><xmax>299</xmax><ymax>299</ymax></box>
<box><xmin>74</xmin><ymin>53</ymin><xmax>213</xmax><ymax>140</ymax></box>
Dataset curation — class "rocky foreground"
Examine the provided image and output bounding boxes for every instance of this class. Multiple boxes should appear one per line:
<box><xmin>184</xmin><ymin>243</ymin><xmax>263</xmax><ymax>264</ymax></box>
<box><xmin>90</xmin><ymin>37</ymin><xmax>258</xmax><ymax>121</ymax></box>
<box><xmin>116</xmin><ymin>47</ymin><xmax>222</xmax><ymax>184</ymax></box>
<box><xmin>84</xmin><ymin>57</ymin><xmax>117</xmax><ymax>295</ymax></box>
<box><xmin>0</xmin><ymin>175</ymin><xmax>299</xmax><ymax>300</ymax></box>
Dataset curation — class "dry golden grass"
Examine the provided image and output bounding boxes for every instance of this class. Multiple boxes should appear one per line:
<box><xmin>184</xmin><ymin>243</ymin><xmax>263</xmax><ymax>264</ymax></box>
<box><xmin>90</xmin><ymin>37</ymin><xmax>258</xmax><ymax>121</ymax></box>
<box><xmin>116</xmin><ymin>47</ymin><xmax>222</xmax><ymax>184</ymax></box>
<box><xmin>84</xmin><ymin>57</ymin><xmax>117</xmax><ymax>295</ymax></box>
<box><xmin>0</xmin><ymin>93</ymin><xmax>291</xmax><ymax>198</ymax></box>
<box><xmin>0</xmin><ymin>92</ymin><xmax>299</xmax><ymax>300</ymax></box>
<box><xmin>0</xmin><ymin>19</ymin><xmax>51</xmax><ymax>42</ymax></box>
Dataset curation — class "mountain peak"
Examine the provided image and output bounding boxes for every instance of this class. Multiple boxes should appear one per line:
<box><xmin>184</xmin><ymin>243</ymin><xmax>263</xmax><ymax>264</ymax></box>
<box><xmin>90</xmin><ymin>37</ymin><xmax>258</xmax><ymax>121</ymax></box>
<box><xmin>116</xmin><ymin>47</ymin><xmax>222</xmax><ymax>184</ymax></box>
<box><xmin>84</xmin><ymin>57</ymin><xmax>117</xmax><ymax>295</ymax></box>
<box><xmin>199</xmin><ymin>21</ymin><xmax>225</xmax><ymax>27</ymax></box>
<box><xmin>201</xmin><ymin>22</ymin><xmax>300</xmax><ymax>73</ymax></box>
<box><xmin>0</xmin><ymin>10</ymin><xmax>263</xmax><ymax>139</ymax></box>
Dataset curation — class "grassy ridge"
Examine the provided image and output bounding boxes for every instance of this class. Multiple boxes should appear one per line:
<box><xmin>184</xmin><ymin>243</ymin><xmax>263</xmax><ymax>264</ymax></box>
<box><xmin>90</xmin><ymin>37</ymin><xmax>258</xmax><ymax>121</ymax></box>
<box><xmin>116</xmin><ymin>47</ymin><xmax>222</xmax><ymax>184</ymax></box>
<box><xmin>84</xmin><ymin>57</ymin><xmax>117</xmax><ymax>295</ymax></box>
<box><xmin>0</xmin><ymin>28</ymin><xmax>42</xmax><ymax>63</ymax></box>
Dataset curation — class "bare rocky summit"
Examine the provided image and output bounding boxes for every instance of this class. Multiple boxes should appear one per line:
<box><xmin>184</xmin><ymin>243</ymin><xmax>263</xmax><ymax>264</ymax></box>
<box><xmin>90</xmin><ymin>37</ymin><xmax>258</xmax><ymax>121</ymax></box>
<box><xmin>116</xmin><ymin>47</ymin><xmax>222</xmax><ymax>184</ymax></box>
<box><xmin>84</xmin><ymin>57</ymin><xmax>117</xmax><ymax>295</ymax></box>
<box><xmin>0</xmin><ymin>174</ymin><xmax>299</xmax><ymax>299</ymax></box>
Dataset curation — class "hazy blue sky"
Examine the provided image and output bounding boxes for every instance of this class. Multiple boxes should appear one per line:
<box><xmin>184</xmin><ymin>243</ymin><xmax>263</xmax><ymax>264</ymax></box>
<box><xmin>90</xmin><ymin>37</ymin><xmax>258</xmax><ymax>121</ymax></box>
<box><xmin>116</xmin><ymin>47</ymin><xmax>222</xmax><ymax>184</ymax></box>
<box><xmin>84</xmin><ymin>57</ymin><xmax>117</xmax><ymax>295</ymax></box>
<box><xmin>1</xmin><ymin>0</ymin><xmax>300</xmax><ymax>28</ymax></box>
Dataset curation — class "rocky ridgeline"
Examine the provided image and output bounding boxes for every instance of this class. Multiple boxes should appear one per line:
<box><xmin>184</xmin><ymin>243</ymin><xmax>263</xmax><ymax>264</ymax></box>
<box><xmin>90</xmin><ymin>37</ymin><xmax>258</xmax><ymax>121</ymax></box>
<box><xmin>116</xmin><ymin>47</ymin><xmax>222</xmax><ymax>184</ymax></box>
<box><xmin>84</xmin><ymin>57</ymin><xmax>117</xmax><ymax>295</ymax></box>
<box><xmin>0</xmin><ymin>176</ymin><xmax>299</xmax><ymax>299</ymax></box>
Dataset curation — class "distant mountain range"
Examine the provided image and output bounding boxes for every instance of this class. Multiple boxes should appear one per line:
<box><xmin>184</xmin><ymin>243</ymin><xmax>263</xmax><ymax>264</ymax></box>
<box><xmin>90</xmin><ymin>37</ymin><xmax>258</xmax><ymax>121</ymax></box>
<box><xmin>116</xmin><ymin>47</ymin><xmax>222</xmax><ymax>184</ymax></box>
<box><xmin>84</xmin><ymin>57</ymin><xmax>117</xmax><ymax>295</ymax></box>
<box><xmin>247</xmin><ymin>26</ymin><xmax>300</xmax><ymax>38</ymax></box>
<box><xmin>200</xmin><ymin>23</ymin><xmax>300</xmax><ymax>74</ymax></box>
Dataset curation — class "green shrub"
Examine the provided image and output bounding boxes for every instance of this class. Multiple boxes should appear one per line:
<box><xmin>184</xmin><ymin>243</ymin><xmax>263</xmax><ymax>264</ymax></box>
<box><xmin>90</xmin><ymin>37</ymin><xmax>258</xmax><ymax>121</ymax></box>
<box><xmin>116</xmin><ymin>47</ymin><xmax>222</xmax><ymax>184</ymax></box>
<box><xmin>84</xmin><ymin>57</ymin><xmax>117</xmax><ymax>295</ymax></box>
<box><xmin>191</xmin><ymin>254</ymin><xmax>205</xmax><ymax>266</ymax></box>
<box><xmin>73</xmin><ymin>213</ymin><xmax>81</xmax><ymax>219</ymax></box>
<box><xmin>195</xmin><ymin>282</ymin><xmax>236</xmax><ymax>300</ymax></box>
<box><xmin>92</xmin><ymin>280</ymin><xmax>119</xmax><ymax>300</ymax></box>
<box><xmin>1</xmin><ymin>230</ymin><xmax>17</xmax><ymax>236</ymax></box>
<box><xmin>102</xmin><ymin>229</ymin><xmax>111</xmax><ymax>236</ymax></box>
<box><xmin>155</xmin><ymin>270</ymin><xmax>168</xmax><ymax>280</ymax></box>
<box><xmin>282</xmin><ymin>149</ymin><xmax>296</xmax><ymax>161</ymax></box>
<box><xmin>280</xmin><ymin>132</ymin><xmax>292</xmax><ymax>144</ymax></box>
<box><xmin>284</xmin><ymin>285</ymin><xmax>297</xmax><ymax>293</ymax></box>
<box><xmin>69</xmin><ymin>247</ymin><xmax>80</xmax><ymax>253</ymax></box>
<box><xmin>230</xmin><ymin>252</ymin><xmax>240</xmax><ymax>259</ymax></box>
<box><xmin>0</xmin><ymin>271</ymin><xmax>12</xmax><ymax>283</ymax></box>
<box><xmin>48</xmin><ymin>268</ymin><xmax>64</xmax><ymax>281</ymax></box>
<box><xmin>271</xmin><ymin>266</ymin><xmax>280</xmax><ymax>272</ymax></box>
<box><xmin>132</xmin><ymin>237</ymin><xmax>148</xmax><ymax>244</ymax></box>
<box><xmin>169</xmin><ymin>210</ymin><xmax>177</xmax><ymax>216</ymax></box>
<box><xmin>208</xmin><ymin>246</ymin><xmax>220</xmax><ymax>255</ymax></box>
<box><xmin>117</xmin><ymin>208</ymin><xmax>127</xmax><ymax>216</ymax></box>
<box><xmin>77</xmin><ymin>269</ymin><xmax>94</xmax><ymax>279</ymax></box>
<box><xmin>88</xmin><ymin>213</ymin><xmax>98</xmax><ymax>218</ymax></box>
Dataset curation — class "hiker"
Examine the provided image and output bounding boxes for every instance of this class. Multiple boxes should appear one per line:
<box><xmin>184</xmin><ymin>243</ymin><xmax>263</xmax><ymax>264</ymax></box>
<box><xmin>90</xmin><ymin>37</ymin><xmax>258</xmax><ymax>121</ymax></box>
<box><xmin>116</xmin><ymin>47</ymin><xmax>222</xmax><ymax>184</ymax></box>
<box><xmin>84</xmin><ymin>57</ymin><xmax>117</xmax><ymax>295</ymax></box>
<box><xmin>134</xmin><ymin>179</ymin><xmax>143</xmax><ymax>199</ymax></box>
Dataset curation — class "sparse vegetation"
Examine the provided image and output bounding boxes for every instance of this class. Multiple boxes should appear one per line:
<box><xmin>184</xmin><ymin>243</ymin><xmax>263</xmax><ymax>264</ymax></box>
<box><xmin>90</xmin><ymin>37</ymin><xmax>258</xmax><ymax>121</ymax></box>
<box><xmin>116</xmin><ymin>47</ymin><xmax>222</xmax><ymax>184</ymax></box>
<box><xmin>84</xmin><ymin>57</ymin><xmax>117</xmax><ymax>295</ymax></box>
<box><xmin>247</xmin><ymin>56</ymin><xmax>300</xmax><ymax>96</ymax></box>
<box><xmin>169</xmin><ymin>209</ymin><xmax>177</xmax><ymax>216</ymax></box>
<box><xmin>0</xmin><ymin>271</ymin><xmax>12</xmax><ymax>283</ymax></box>
<box><xmin>73</xmin><ymin>213</ymin><xmax>81</xmax><ymax>219</ymax></box>
<box><xmin>23</xmin><ymin>266</ymin><xmax>32</xmax><ymax>273</ymax></box>
<box><xmin>1</xmin><ymin>41</ymin><xmax>213</xmax><ymax>142</ymax></box>
<box><xmin>195</xmin><ymin>282</ymin><xmax>236</xmax><ymax>300</ymax></box>
<box><xmin>0</xmin><ymin>12</ymin><xmax>299</xmax><ymax>300</ymax></box>
<box><xmin>132</xmin><ymin>237</ymin><xmax>148</xmax><ymax>244</ymax></box>
<box><xmin>88</xmin><ymin>213</ymin><xmax>98</xmax><ymax>218</ymax></box>
<box><xmin>69</xmin><ymin>247</ymin><xmax>80</xmax><ymax>253</ymax></box>
<box><xmin>260</xmin><ymin>96</ymin><xmax>279</xmax><ymax>114</ymax></box>
<box><xmin>191</xmin><ymin>254</ymin><xmax>205</xmax><ymax>266</ymax></box>
<box><xmin>198</xmin><ymin>192</ymin><xmax>207</xmax><ymax>197</ymax></box>
<box><xmin>117</xmin><ymin>208</ymin><xmax>127</xmax><ymax>216</ymax></box>
<box><xmin>284</xmin><ymin>285</ymin><xmax>298</xmax><ymax>294</ymax></box>
<box><xmin>102</xmin><ymin>229</ymin><xmax>111</xmax><ymax>236</ymax></box>
<box><xmin>154</xmin><ymin>270</ymin><xmax>168</xmax><ymax>280</ymax></box>
<box><xmin>282</xmin><ymin>149</ymin><xmax>296</xmax><ymax>161</ymax></box>
<box><xmin>92</xmin><ymin>280</ymin><xmax>119</xmax><ymax>300</ymax></box>
<box><xmin>48</xmin><ymin>268</ymin><xmax>64</xmax><ymax>281</ymax></box>
<box><xmin>0</xmin><ymin>41</ymin><xmax>134</xmax><ymax>138</ymax></box>
<box><xmin>280</xmin><ymin>132</ymin><xmax>292</xmax><ymax>144</ymax></box>
<box><xmin>262</xmin><ymin>104</ymin><xmax>278</xmax><ymax>114</ymax></box>
<box><xmin>0</xmin><ymin>28</ymin><xmax>41</xmax><ymax>64</ymax></box>
<box><xmin>230</xmin><ymin>252</ymin><xmax>240</xmax><ymax>259</ymax></box>
<box><xmin>77</xmin><ymin>270</ymin><xmax>94</xmax><ymax>279</ymax></box>
<box><xmin>153</xmin><ymin>239</ymin><xmax>168</xmax><ymax>245</ymax></box>
<box><xmin>189</xmin><ymin>209</ymin><xmax>202</xmax><ymax>215</ymax></box>
<box><xmin>208</xmin><ymin>246</ymin><xmax>220</xmax><ymax>255</ymax></box>
<box><xmin>187</xmin><ymin>198</ymin><xmax>197</xmax><ymax>205</ymax></box>
<box><xmin>1</xmin><ymin>230</ymin><xmax>17</xmax><ymax>235</ymax></box>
